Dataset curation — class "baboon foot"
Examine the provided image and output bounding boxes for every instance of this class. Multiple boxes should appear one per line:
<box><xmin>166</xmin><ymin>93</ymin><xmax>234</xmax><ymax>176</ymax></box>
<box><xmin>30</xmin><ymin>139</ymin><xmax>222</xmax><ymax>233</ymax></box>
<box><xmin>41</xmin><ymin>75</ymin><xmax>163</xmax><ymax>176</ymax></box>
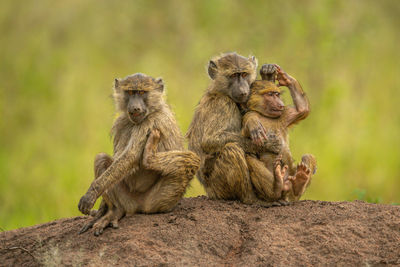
<box><xmin>273</xmin><ymin>156</ymin><xmax>289</xmax><ymax>198</ymax></box>
<box><xmin>290</xmin><ymin>162</ymin><xmax>312</xmax><ymax>196</ymax></box>
<box><xmin>93</xmin><ymin>216</ymin><xmax>112</xmax><ymax>236</ymax></box>
<box><xmin>143</xmin><ymin>129</ymin><xmax>161</xmax><ymax>168</ymax></box>
<box><xmin>79</xmin><ymin>202</ymin><xmax>108</xmax><ymax>234</ymax></box>
<box><xmin>92</xmin><ymin>208</ymin><xmax>124</xmax><ymax>236</ymax></box>
<box><xmin>256</xmin><ymin>199</ymin><xmax>291</xmax><ymax>208</ymax></box>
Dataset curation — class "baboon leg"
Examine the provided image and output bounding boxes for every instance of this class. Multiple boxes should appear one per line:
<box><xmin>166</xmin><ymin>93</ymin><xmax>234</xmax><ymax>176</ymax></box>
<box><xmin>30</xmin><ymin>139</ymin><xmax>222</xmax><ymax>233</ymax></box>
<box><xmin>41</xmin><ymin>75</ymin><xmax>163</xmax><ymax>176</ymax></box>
<box><xmin>140</xmin><ymin>151</ymin><xmax>200</xmax><ymax>213</ymax></box>
<box><xmin>106</xmin><ymin>181</ymin><xmax>139</xmax><ymax>216</ymax></box>
<box><xmin>142</xmin><ymin>129</ymin><xmax>160</xmax><ymax>168</ymax></box>
<box><xmin>286</xmin><ymin>154</ymin><xmax>317</xmax><ymax>201</ymax></box>
<box><xmin>94</xmin><ymin>152</ymin><xmax>113</xmax><ymax>179</ymax></box>
<box><xmin>246</xmin><ymin>155</ymin><xmax>278</xmax><ymax>200</ymax></box>
<box><xmin>143</xmin><ymin>150</ymin><xmax>200</xmax><ymax>178</ymax></box>
<box><xmin>205</xmin><ymin>142</ymin><xmax>255</xmax><ymax>203</ymax></box>
<box><xmin>109</xmin><ymin>207</ymin><xmax>125</xmax><ymax>229</ymax></box>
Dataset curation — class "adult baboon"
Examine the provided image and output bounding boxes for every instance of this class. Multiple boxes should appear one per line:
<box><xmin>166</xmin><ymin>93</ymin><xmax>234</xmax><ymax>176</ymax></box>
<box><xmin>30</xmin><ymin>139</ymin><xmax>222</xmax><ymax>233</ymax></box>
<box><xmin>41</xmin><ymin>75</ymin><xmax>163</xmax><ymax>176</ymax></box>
<box><xmin>78</xmin><ymin>73</ymin><xmax>200</xmax><ymax>235</ymax></box>
<box><xmin>186</xmin><ymin>53</ymin><xmax>281</xmax><ymax>205</ymax></box>
<box><xmin>243</xmin><ymin>64</ymin><xmax>317</xmax><ymax>201</ymax></box>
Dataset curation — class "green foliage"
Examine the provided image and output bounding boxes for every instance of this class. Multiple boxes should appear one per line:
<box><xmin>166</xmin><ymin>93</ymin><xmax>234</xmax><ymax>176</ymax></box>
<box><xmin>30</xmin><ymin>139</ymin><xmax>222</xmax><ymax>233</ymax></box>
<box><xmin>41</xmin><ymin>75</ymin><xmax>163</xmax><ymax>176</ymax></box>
<box><xmin>1</xmin><ymin>0</ymin><xmax>399</xmax><ymax>230</ymax></box>
<box><xmin>353</xmin><ymin>189</ymin><xmax>382</xmax><ymax>204</ymax></box>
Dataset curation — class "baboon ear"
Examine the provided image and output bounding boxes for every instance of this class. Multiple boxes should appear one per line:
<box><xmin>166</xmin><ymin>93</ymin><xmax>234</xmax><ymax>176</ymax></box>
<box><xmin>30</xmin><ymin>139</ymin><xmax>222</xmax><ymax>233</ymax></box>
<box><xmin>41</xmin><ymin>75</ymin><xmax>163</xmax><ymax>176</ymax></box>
<box><xmin>208</xmin><ymin>60</ymin><xmax>218</xmax><ymax>80</ymax></box>
<box><xmin>114</xmin><ymin>78</ymin><xmax>121</xmax><ymax>92</ymax></box>
<box><xmin>249</xmin><ymin>56</ymin><xmax>258</xmax><ymax>68</ymax></box>
<box><xmin>155</xmin><ymin>78</ymin><xmax>164</xmax><ymax>92</ymax></box>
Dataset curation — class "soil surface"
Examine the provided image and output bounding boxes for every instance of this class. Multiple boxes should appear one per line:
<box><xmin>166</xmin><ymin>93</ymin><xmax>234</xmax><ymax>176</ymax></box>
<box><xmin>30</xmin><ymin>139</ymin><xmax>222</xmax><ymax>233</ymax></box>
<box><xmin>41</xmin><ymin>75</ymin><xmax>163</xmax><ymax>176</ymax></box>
<box><xmin>1</xmin><ymin>197</ymin><xmax>399</xmax><ymax>266</ymax></box>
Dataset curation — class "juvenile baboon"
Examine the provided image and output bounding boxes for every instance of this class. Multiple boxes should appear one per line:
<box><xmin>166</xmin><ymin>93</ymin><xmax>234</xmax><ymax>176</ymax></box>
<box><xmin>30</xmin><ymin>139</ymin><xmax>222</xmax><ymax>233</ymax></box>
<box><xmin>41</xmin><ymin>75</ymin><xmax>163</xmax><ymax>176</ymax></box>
<box><xmin>242</xmin><ymin>64</ymin><xmax>317</xmax><ymax>201</ymax></box>
<box><xmin>78</xmin><ymin>73</ymin><xmax>200</xmax><ymax>235</ymax></box>
<box><xmin>186</xmin><ymin>52</ymin><xmax>282</xmax><ymax>205</ymax></box>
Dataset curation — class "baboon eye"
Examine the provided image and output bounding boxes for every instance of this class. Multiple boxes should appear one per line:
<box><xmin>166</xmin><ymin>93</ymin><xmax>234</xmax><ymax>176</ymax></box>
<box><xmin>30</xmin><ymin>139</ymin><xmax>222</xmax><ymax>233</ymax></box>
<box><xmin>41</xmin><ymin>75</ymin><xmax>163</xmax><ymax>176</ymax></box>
<box><xmin>138</xmin><ymin>91</ymin><xmax>145</xmax><ymax>95</ymax></box>
<box><xmin>241</xmin><ymin>72</ymin><xmax>248</xmax><ymax>78</ymax></box>
<box><xmin>230</xmin><ymin>73</ymin><xmax>239</xmax><ymax>79</ymax></box>
<box><xmin>127</xmin><ymin>90</ymin><xmax>134</xmax><ymax>95</ymax></box>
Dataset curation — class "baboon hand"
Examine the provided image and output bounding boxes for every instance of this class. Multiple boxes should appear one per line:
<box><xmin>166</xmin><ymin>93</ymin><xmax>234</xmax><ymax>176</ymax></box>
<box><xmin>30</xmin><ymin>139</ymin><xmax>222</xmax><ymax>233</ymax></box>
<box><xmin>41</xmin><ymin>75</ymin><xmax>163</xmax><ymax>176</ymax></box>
<box><xmin>250</xmin><ymin>121</ymin><xmax>268</xmax><ymax>146</ymax></box>
<box><xmin>264</xmin><ymin>130</ymin><xmax>282</xmax><ymax>154</ymax></box>
<box><xmin>260</xmin><ymin>64</ymin><xmax>277</xmax><ymax>82</ymax></box>
<box><xmin>274</xmin><ymin>64</ymin><xmax>295</xmax><ymax>87</ymax></box>
<box><xmin>78</xmin><ymin>190</ymin><xmax>97</xmax><ymax>215</ymax></box>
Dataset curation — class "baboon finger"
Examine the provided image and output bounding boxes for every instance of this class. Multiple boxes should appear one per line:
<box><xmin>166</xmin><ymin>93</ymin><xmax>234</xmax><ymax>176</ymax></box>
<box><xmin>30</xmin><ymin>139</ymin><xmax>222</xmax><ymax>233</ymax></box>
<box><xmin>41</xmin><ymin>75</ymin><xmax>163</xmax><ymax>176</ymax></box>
<box><xmin>281</xmin><ymin>165</ymin><xmax>288</xmax><ymax>176</ymax></box>
<box><xmin>257</xmin><ymin>121</ymin><xmax>268</xmax><ymax>141</ymax></box>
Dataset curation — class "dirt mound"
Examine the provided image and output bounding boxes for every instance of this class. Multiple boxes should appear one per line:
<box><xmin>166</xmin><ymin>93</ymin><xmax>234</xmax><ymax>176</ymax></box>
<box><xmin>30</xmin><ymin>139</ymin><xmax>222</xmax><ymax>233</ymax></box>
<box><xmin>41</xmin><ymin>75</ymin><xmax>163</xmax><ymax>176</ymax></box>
<box><xmin>1</xmin><ymin>197</ymin><xmax>399</xmax><ymax>266</ymax></box>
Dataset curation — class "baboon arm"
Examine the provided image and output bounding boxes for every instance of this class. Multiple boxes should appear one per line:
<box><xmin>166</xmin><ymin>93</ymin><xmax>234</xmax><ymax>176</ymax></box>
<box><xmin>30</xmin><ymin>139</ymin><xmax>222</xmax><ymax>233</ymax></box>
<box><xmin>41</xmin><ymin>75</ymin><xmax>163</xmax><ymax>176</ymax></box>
<box><xmin>285</xmin><ymin>79</ymin><xmax>310</xmax><ymax>127</ymax></box>
<box><xmin>200</xmin><ymin>97</ymin><xmax>243</xmax><ymax>154</ymax></box>
<box><xmin>242</xmin><ymin>112</ymin><xmax>282</xmax><ymax>154</ymax></box>
<box><xmin>201</xmin><ymin>130</ymin><xmax>242</xmax><ymax>154</ymax></box>
<box><xmin>88</xmin><ymin>133</ymin><xmax>147</xmax><ymax>197</ymax></box>
<box><xmin>202</xmin><ymin>127</ymin><xmax>281</xmax><ymax>155</ymax></box>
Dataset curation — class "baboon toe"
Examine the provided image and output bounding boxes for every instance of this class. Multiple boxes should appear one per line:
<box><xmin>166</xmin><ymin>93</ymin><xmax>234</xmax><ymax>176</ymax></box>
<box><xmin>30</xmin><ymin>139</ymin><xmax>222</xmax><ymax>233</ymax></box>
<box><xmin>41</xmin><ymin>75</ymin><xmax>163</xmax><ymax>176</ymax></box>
<box><xmin>273</xmin><ymin>155</ymin><xmax>283</xmax><ymax>168</ymax></box>
<box><xmin>297</xmin><ymin>162</ymin><xmax>311</xmax><ymax>176</ymax></box>
<box><xmin>94</xmin><ymin>227</ymin><xmax>104</xmax><ymax>236</ymax></box>
<box><xmin>78</xmin><ymin>223</ymin><xmax>93</xmax><ymax>234</ymax></box>
<box><xmin>110</xmin><ymin>220</ymin><xmax>119</xmax><ymax>229</ymax></box>
<box><xmin>277</xmin><ymin>199</ymin><xmax>290</xmax><ymax>206</ymax></box>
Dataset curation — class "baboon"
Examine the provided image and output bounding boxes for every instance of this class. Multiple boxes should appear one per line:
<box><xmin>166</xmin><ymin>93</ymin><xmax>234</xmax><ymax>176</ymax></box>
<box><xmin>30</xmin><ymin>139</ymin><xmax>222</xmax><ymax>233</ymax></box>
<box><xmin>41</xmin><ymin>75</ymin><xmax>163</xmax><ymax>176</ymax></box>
<box><xmin>242</xmin><ymin>64</ymin><xmax>317</xmax><ymax>201</ymax></box>
<box><xmin>186</xmin><ymin>52</ymin><xmax>282</xmax><ymax>206</ymax></box>
<box><xmin>78</xmin><ymin>73</ymin><xmax>200</xmax><ymax>236</ymax></box>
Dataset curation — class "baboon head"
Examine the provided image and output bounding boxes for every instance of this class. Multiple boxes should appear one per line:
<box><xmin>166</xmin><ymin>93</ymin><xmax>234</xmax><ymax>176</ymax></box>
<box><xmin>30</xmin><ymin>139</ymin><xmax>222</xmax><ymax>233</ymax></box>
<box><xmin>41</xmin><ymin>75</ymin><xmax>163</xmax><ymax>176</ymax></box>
<box><xmin>113</xmin><ymin>73</ymin><xmax>164</xmax><ymax>124</ymax></box>
<box><xmin>208</xmin><ymin>52</ymin><xmax>258</xmax><ymax>104</ymax></box>
<box><xmin>248</xmin><ymin>80</ymin><xmax>284</xmax><ymax>118</ymax></box>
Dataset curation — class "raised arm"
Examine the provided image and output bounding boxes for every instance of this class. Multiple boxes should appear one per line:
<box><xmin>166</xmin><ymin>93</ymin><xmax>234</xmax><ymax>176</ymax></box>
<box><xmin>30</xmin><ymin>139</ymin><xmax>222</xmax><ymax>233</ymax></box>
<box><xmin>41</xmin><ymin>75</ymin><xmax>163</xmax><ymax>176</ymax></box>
<box><xmin>274</xmin><ymin>64</ymin><xmax>310</xmax><ymax>127</ymax></box>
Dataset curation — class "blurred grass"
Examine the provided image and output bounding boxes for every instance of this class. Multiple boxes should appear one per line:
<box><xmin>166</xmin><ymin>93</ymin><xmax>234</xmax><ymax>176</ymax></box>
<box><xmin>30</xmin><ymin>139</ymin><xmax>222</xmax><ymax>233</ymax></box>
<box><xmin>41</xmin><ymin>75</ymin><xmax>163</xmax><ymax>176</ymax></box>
<box><xmin>0</xmin><ymin>0</ymin><xmax>399</xmax><ymax>230</ymax></box>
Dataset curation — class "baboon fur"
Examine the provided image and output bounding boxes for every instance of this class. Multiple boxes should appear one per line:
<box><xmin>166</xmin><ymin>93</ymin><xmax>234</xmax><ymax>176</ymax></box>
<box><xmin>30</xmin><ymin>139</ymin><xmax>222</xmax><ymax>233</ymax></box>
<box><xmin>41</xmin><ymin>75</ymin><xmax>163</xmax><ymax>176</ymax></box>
<box><xmin>78</xmin><ymin>73</ymin><xmax>200</xmax><ymax>235</ymax></box>
<box><xmin>242</xmin><ymin>66</ymin><xmax>317</xmax><ymax>201</ymax></box>
<box><xmin>187</xmin><ymin>53</ymin><xmax>282</xmax><ymax>205</ymax></box>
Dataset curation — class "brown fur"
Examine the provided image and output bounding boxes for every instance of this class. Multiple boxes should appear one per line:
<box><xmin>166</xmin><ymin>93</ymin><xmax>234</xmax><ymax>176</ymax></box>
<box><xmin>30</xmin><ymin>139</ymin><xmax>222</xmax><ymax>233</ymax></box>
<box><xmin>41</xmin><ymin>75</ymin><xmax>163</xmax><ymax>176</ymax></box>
<box><xmin>242</xmin><ymin>66</ymin><xmax>316</xmax><ymax>202</ymax></box>
<box><xmin>78</xmin><ymin>73</ymin><xmax>200</xmax><ymax>235</ymax></box>
<box><xmin>187</xmin><ymin>53</ymin><xmax>282</xmax><ymax>206</ymax></box>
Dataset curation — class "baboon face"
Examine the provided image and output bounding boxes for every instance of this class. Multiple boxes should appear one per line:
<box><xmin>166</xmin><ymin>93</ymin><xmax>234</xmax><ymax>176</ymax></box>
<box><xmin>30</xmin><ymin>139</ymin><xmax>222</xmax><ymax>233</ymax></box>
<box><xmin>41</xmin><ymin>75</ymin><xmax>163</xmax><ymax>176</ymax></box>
<box><xmin>227</xmin><ymin>71</ymin><xmax>251</xmax><ymax>103</ymax></box>
<box><xmin>248</xmin><ymin>80</ymin><xmax>284</xmax><ymax>118</ymax></box>
<box><xmin>114</xmin><ymin>73</ymin><xmax>164</xmax><ymax>124</ymax></box>
<box><xmin>124</xmin><ymin>89</ymin><xmax>149</xmax><ymax>124</ymax></box>
<box><xmin>208</xmin><ymin>53</ymin><xmax>257</xmax><ymax>104</ymax></box>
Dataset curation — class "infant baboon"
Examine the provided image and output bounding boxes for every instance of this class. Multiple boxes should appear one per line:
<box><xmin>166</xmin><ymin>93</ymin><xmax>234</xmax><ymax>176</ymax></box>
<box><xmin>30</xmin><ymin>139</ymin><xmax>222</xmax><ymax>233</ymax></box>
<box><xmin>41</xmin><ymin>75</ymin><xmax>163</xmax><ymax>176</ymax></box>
<box><xmin>187</xmin><ymin>53</ymin><xmax>282</xmax><ymax>206</ymax></box>
<box><xmin>242</xmin><ymin>64</ymin><xmax>317</xmax><ymax>201</ymax></box>
<box><xmin>78</xmin><ymin>73</ymin><xmax>200</xmax><ymax>235</ymax></box>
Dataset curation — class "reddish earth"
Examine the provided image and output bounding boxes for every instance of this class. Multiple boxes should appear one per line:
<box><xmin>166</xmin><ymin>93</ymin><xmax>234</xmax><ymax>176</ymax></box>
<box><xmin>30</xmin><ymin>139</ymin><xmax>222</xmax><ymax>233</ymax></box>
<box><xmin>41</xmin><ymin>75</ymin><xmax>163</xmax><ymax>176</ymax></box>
<box><xmin>1</xmin><ymin>197</ymin><xmax>399</xmax><ymax>266</ymax></box>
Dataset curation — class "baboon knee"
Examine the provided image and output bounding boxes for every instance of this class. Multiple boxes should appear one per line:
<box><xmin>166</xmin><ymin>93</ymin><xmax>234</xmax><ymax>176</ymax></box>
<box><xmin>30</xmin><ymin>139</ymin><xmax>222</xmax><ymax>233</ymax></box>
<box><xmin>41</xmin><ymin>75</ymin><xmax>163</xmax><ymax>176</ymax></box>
<box><xmin>94</xmin><ymin>153</ymin><xmax>113</xmax><ymax>178</ymax></box>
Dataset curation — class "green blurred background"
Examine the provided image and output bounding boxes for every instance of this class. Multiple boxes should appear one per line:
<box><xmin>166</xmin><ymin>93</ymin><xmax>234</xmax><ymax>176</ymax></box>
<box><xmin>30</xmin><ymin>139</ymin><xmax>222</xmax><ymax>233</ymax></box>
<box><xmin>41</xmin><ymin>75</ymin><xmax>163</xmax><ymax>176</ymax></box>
<box><xmin>1</xmin><ymin>0</ymin><xmax>399</xmax><ymax>230</ymax></box>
